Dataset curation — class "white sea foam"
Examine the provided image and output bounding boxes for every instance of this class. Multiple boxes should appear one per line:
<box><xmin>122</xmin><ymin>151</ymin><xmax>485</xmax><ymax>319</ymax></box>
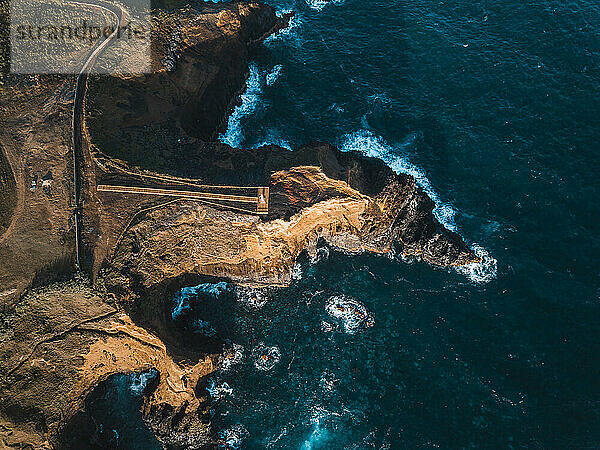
<box><xmin>235</xmin><ymin>286</ymin><xmax>270</xmax><ymax>309</ymax></box>
<box><xmin>254</xmin><ymin>128</ymin><xmax>293</xmax><ymax>150</ymax></box>
<box><xmin>171</xmin><ymin>282</ymin><xmax>230</xmax><ymax>320</ymax></box>
<box><xmin>218</xmin><ymin>424</ymin><xmax>249</xmax><ymax>449</ymax></box>
<box><xmin>339</xmin><ymin>129</ymin><xmax>457</xmax><ymax>230</ymax></box>
<box><xmin>300</xmin><ymin>408</ymin><xmax>332</xmax><ymax>449</ymax></box>
<box><xmin>454</xmin><ymin>244</ymin><xmax>498</xmax><ymax>284</ymax></box>
<box><xmin>265</xmin><ymin>10</ymin><xmax>303</xmax><ymax>46</ymax></box>
<box><xmin>305</xmin><ymin>0</ymin><xmax>328</xmax><ymax>11</ymax></box>
<box><xmin>252</xmin><ymin>343</ymin><xmax>281</xmax><ymax>371</ymax></box>
<box><xmin>310</xmin><ymin>246</ymin><xmax>330</xmax><ymax>264</ymax></box>
<box><xmin>207</xmin><ymin>378</ymin><xmax>233</xmax><ymax>401</ymax></box>
<box><xmin>219</xmin><ymin>63</ymin><xmax>290</xmax><ymax>149</ymax></box>
<box><xmin>292</xmin><ymin>262</ymin><xmax>303</xmax><ymax>280</ymax></box>
<box><xmin>219</xmin><ymin>63</ymin><xmax>263</xmax><ymax>148</ymax></box>
<box><xmin>221</xmin><ymin>343</ymin><xmax>244</xmax><ymax>372</ymax></box>
<box><xmin>128</xmin><ymin>370</ymin><xmax>157</xmax><ymax>395</ymax></box>
<box><xmin>266</xmin><ymin>64</ymin><xmax>283</xmax><ymax>86</ymax></box>
<box><xmin>305</xmin><ymin>0</ymin><xmax>345</xmax><ymax>12</ymax></box>
<box><xmin>325</xmin><ymin>295</ymin><xmax>374</xmax><ymax>334</ymax></box>
<box><xmin>319</xmin><ymin>370</ymin><xmax>339</xmax><ymax>393</ymax></box>
<box><xmin>339</xmin><ymin>129</ymin><xmax>497</xmax><ymax>284</ymax></box>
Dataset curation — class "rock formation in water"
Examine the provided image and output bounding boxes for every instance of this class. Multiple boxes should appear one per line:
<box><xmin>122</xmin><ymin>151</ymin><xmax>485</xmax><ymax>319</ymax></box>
<box><xmin>0</xmin><ymin>1</ymin><xmax>478</xmax><ymax>448</ymax></box>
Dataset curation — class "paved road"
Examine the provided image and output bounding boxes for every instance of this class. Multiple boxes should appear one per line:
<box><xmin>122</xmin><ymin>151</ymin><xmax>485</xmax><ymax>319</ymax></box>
<box><xmin>69</xmin><ymin>0</ymin><xmax>124</xmax><ymax>270</ymax></box>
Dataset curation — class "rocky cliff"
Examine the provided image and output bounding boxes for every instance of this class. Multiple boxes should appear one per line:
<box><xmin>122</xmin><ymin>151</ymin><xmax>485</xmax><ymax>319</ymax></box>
<box><xmin>0</xmin><ymin>1</ymin><xmax>478</xmax><ymax>448</ymax></box>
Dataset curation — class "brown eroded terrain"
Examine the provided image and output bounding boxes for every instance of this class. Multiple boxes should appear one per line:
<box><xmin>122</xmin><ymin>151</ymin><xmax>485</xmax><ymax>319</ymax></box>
<box><xmin>0</xmin><ymin>77</ymin><xmax>77</xmax><ymax>306</ymax></box>
<box><xmin>0</xmin><ymin>1</ymin><xmax>479</xmax><ymax>448</ymax></box>
<box><xmin>0</xmin><ymin>280</ymin><xmax>217</xmax><ymax>449</ymax></box>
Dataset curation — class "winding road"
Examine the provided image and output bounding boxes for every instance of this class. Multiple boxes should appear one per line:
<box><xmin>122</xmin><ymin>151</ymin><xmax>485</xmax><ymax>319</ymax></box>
<box><xmin>68</xmin><ymin>0</ymin><xmax>271</xmax><ymax>270</ymax></box>
<box><xmin>69</xmin><ymin>0</ymin><xmax>124</xmax><ymax>270</ymax></box>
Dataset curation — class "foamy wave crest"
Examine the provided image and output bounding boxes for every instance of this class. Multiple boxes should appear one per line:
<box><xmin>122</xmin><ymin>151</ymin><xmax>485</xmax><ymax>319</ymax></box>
<box><xmin>265</xmin><ymin>10</ymin><xmax>303</xmax><ymax>46</ymax></box>
<box><xmin>221</xmin><ymin>343</ymin><xmax>244</xmax><ymax>371</ymax></box>
<box><xmin>219</xmin><ymin>63</ymin><xmax>262</xmax><ymax>148</ymax></box>
<box><xmin>207</xmin><ymin>378</ymin><xmax>233</xmax><ymax>401</ymax></box>
<box><xmin>339</xmin><ymin>129</ymin><xmax>457</xmax><ymax>230</ymax></box>
<box><xmin>339</xmin><ymin>129</ymin><xmax>498</xmax><ymax>283</ymax></box>
<box><xmin>128</xmin><ymin>369</ymin><xmax>158</xmax><ymax>396</ymax></box>
<box><xmin>266</xmin><ymin>64</ymin><xmax>283</xmax><ymax>86</ymax></box>
<box><xmin>171</xmin><ymin>282</ymin><xmax>230</xmax><ymax>320</ymax></box>
<box><xmin>454</xmin><ymin>244</ymin><xmax>498</xmax><ymax>284</ymax></box>
<box><xmin>325</xmin><ymin>295</ymin><xmax>374</xmax><ymax>334</ymax></box>
<box><xmin>254</xmin><ymin>128</ymin><xmax>292</xmax><ymax>150</ymax></box>
<box><xmin>220</xmin><ymin>64</ymin><xmax>289</xmax><ymax>149</ymax></box>
<box><xmin>252</xmin><ymin>343</ymin><xmax>281</xmax><ymax>371</ymax></box>
<box><xmin>292</xmin><ymin>262</ymin><xmax>303</xmax><ymax>281</ymax></box>
<box><xmin>305</xmin><ymin>0</ymin><xmax>345</xmax><ymax>12</ymax></box>
<box><xmin>218</xmin><ymin>424</ymin><xmax>249</xmax><ymax>449</ymax></box>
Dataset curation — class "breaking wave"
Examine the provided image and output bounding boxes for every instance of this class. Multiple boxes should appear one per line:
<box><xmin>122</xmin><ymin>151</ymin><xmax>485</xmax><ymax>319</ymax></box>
<box><xmin>221</xmin><ymin>343</ymin><xmax>244</xmax><ymax>372</ymax></box>
<box><xmin>305</xmin><ymin>0</ymin><xmax>345</xmax><ymax>12</ymax></box>
<box><xmin>253</xmin><ymin>128</ymin><xmax>293</xmax><ymax>150</ymax></box>
<box><xmin>207</xmin><ymin>379</ymin><xmax>234</xmax><ymax>401</ymax></box>
<box><xmin>128</xmin><ymin>369</ymin><xmax>158</xmax><ymax>396</ymax></box>
<box><xmin>266</xmin><ymin>64</ymin><xmax>283</xmax><ymax>86</ymax></box>
<box><xmin>219</xmin><ymin>63</ymin><xmax>287</xmax><ymax>149</ymax></box>
<box><xmin>454</xmin><ymin>244</ymin><xmax>498</xmax><ymax>284</ymax></box>
<box><xmin>264</xmin><ymin>10</ymin><xmax>304</xmax><ymax>46</ymax></box>
<box><xmin>219</xmin><ymin>63</ymin><xmax>263</xmax><ymax>148</ymax></box>
<box><xmin>218</xmin><ymin>424</ymin><xmax>249</xmax><ymax>449</ymax></box>
<box><xmin>171</xmin><ymin>282</ymin><xmax>230</xmax><ymax>320</ymax></box>
<box><xmin>325</xmin><ymin>295</ymin><xmax>374</xmax><ymax>334</ymax></box>
<box><xmin>339</xmin><ymin>129</ymin><xmax>457</xmax><ymax>230</ymax></box>
<box><xmin>252</xmin><ymin>343</ymin><xmax>281</xmax><ymax>371</ymax></box>
<box><xmin>339</xmin><ymin>129</ymin><xmax>497</xmax><ymax>284</ymax></box>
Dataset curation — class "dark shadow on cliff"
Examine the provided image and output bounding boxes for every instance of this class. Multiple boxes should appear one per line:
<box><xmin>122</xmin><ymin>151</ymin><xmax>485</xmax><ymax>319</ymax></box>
<box><xmin>0</xmin><ymin>143</ymin><xmax>17</xmax><ymax>235</ymax></box>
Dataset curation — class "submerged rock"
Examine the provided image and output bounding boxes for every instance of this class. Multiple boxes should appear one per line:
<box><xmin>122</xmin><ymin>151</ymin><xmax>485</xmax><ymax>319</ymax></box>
<box><xmin>325</xmin><ymin>295</ymin><xmax>375</xmax><ymax>334</ymax></box>
<box><xmin>252</xmin><ymin>343</ymin><xmax>282</xmax><ymax>371</ymax></box>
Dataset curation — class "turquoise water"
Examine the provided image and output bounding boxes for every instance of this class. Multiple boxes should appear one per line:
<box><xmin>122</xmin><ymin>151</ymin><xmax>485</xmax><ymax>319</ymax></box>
<box><xmin>90</xmin><ymin>0</ymin><xmax>600</xmax><ymax>447</ymax></box>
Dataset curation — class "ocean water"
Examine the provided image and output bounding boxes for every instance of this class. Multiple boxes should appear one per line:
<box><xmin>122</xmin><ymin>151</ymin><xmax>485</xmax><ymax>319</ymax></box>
<box><xmin>89</xmin><ymin>0</ymin><xmax>600</xmax><ymax>447</ymax></box>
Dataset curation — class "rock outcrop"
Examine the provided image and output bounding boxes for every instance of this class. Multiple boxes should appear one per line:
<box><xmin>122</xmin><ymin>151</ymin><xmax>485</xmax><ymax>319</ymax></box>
<box><xmin>0</xmin><ymin>280</ymin><xmax>217</xmax><ymax>449</ymax></box>
<box><xmin>0</xmin><ymin>0</ymin><xmax>479</xmax><ymax>448</ymax></box>
<box><xmin>105</xmin><ymin>159</ymin><xmax>477</xmax><ymax>300</ymax></box>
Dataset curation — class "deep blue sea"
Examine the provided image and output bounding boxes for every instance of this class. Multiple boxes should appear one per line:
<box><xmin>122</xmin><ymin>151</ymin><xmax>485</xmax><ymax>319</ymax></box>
<box><xmin>90</xmin><ymin>0</ymin><xmax>600</xmax><ymax>447</ymax></box>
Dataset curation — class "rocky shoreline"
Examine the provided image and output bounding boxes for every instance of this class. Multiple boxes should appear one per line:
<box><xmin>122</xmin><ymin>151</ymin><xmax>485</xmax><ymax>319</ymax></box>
<box><xmin>0</xmin><ymin>2</ymin><xmax>478</xmax><ymax>448</ymax></box>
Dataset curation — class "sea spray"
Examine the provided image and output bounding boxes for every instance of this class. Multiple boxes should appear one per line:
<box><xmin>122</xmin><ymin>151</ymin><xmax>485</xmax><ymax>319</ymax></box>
<box><xmin>219</xmin><ymin>63</ymin><xmax>287</xmax><ymax>148</ymax></box>
<box><xmin>207</xmin><ymin>378</ymin><xmax>234</xmax><ymax>401</ymax></box>
<box><xmin>219</xmin><ymin>63</ymin><xmax>263</xmax><ymax>148</ymax></box>
<box><xmin>128</xmin><ymin>369</ymin><xmax>158</xmax><ymax>396</ymax></box>
<box><xmin>218</xmin><ymin>424</ymin><xmax>249</xmax><ymax>449</ymax></box>
<box><xmin>339</xmin><ymin>129</ymin><xmax>457</xmax><ymax>231</ymax></box>
<box><xmin>339</xmin><ymin>129</ymin><xmax>497</xmax><ymax>283</ymax></box>
<box><xmin>235</xmin><ymin>286</ymin><xmax>271</xmax><ymax>309</ymax></box>
<box><xmin>221</xmin><ymin>343</ymin><xmax>244</xmax><ymax>372</ymax></box>
<box><xmin>266</xmin><ymin>64</ymin><xmax>283</xmax><ymax>86</ymax></box>
<box><xmin>324</xmin><ymin>295</ymin><xmax>374</xmax><ymax>334</ymax></box>
<box><xmin>252</xmin><ymin>343</ymin><xmax>281</xmax><ymax>371</ymax></box>
<box><xmin>264</xmin><ymin>7</ymin><xmax>305</xmax><ymax>47</ymax></box>
<box><xmin>171</xmin><ymin>282</ymin><xmax>230</xmax><ymax>320</ymax></box>
<box><xmin>454</xmin><ymin>244</ymin><xmax>498</xmax><ymax>284</ymax></box>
